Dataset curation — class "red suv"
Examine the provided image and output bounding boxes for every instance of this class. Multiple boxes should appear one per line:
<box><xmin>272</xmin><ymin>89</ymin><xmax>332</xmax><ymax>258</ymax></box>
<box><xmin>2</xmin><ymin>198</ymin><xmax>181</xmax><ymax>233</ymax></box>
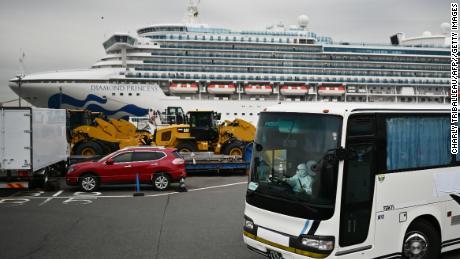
<box><xmin>66</xmin><ymin>147</ymin><xmax>186</xmax><ymax>192</ymax></box>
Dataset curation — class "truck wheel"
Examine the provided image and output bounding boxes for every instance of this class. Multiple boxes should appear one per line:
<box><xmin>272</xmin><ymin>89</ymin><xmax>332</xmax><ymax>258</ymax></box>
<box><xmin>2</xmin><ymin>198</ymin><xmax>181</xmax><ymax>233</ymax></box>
<box><xmin>152</xmin><ymin>173</ymin><xmax>170</xmax><ymax>191</ymax></box>
<box><xmin>223</xmin><ymin>141</ymin><xmax>244</xmax><ymax>156</ymax></box>
<box><xmin>74</xmin><ymin>141</ymin><xmax>104</xmax><ymax>156</ymax></box>
<box><xmin>30</xmin><ymin>169</ymin><xmax>48</xmax><ymax>189</ymax></box>
<box><xmin>402</xmin><ymin>219</ymin><xmax>440</xmax><ymax>259</ymax></box>
<box><xmin>79</xmin><ymin>174</ymin><xmax>99</xmax><ymax>192</ymax></box>
<box><xmin>176</xmin><ymin>142</ymin><xmax>196</xmax><ymax>152</ymax></box>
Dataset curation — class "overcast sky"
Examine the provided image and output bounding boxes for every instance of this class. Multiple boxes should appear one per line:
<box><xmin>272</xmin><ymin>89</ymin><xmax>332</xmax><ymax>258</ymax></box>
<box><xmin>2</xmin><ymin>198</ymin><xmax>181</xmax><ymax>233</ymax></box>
<box><xmin>0</xmin><ymin>0</ymin><xmax>452</xmax><ymax>102</ymax></box>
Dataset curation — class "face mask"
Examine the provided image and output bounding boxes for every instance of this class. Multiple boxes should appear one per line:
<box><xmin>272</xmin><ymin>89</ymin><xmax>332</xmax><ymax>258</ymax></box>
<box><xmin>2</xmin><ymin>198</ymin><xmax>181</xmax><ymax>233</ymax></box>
<box><xmin>297</xmin><ymin>169</ymin><xmax>307</xmax><ymax>177</ymax></box>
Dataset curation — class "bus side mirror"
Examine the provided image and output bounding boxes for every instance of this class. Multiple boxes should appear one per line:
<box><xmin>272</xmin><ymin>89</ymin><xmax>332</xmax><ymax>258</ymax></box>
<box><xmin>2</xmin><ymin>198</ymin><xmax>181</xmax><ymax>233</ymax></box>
<box><xmin>255</xmin><ymin>143</ymin><xmax>263</xmax><ymax>152</ymax></box>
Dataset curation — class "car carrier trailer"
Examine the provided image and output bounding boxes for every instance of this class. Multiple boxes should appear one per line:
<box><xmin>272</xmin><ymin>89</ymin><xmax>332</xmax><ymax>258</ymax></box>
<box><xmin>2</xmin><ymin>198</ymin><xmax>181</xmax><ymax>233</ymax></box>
<box><xmin>0</xmin><ymin>107</ymin><xmax>68</xmax><ymax>188</ymax></box>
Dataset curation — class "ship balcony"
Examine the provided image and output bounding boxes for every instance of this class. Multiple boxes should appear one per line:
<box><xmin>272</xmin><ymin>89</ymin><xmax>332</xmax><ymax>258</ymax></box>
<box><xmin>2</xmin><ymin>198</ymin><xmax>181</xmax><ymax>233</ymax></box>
<box><xmin>103</xmin><ymin>34</ymin><xmax>136</xmax><ymax>51</ymax></box>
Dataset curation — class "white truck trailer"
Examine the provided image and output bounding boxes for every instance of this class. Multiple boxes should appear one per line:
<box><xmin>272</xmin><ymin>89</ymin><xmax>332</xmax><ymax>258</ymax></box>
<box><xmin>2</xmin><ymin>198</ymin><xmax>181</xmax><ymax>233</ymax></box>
<box><xmin>0</xmin><ymin>107</ymin><xmax>68</xmax><ymax>188</ymax></box>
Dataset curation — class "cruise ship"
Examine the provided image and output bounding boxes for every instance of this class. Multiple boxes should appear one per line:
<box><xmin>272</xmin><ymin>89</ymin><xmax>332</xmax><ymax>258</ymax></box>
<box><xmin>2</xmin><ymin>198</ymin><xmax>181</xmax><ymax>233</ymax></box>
<box><xmin>8</xmin><ymin>1</ymin><xmax>451</xmax><ymax>123</ymax></box>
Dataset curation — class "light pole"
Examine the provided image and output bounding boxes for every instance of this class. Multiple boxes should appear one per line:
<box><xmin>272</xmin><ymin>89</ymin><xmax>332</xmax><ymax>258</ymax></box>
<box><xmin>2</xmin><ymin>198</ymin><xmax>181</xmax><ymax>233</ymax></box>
<box><xmin>16</xmin><ymin>74</ymin><xmax>23</xmax><ymax>107</ymax></box>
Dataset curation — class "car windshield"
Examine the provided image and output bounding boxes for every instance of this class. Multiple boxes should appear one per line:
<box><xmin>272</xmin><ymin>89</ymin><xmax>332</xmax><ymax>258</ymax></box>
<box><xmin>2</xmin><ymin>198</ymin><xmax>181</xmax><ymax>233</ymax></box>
<box><xmin>247</xmin><ymin>112</ymin><xmax>342</xmax><ymax>219</ymax></box>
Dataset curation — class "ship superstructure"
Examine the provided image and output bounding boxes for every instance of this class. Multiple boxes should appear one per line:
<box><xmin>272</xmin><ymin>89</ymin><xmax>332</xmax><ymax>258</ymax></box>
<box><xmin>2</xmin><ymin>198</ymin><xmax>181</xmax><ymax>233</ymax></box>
<box><xmin>8</xmin><ymin>1</ymin><xmax>451</xmax><ymax>123</ymax></box>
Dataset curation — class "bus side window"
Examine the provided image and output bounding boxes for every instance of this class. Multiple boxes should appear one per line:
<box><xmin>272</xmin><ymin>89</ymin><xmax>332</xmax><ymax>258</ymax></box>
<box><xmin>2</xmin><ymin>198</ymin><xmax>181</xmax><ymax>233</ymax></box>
<box><xmin>347</xmin><ymin>115</ymin><xmax>375</xmax><ymax>137</ymax></box>
<box><xmin>386</xmin><ymin>116</ymin><xmax>451</xmax><ymax>171</ymax></box>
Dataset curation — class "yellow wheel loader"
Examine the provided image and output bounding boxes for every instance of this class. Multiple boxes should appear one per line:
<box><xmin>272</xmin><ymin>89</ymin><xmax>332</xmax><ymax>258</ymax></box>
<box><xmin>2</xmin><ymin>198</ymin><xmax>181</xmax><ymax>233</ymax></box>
<box><xmin>153</xmin><ymin>108</ymin><xmax>255</xmax><ymax>155</ymax></box>
<box><xmin>68</xmin><ymin>110</ymin><xmax>151</xmax><ymax>156</ymax></box>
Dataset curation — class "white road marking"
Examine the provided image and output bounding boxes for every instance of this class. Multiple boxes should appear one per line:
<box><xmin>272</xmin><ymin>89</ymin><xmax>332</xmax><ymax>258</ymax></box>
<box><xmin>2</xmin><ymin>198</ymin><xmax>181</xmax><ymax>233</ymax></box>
<box><xmin>0</xmin><ymin>181</ymin><xmax>249</xmax><ymax>201</ymax></box>
<box><xmin>0</xmin><ymin>198</ymin><xmax>30</xmax><ymax>207</ymax></box>
<box><xmin>187</xmin><ymin>181</ymin><xmax>247</xmax><ymax>193</ymax></box>
<box><xmin>38</xmin><ymin>190</ymin><xmax>63</xmax><ymax>206</ymax></box>
<box><xmin>63</xmin><ymin>192</ymin><xmax>101</xmax><ymax>205</ymax></box>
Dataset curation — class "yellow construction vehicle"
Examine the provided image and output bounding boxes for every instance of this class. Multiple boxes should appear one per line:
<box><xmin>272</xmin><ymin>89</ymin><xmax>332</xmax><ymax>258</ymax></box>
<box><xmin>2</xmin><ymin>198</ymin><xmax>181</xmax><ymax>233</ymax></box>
<box><xmin>153</xmin><ymin>108</ymin><xmax>255</xmax><ymax>156</ymax></box>
<box><xmin>68</xmin><ymin>110</ymin><xmax>151</xmax><ymax>156</ymax></box>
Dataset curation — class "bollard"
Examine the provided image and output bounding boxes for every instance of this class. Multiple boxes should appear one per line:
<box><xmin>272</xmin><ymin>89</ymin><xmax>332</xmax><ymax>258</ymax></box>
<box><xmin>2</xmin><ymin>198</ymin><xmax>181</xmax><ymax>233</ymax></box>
<box><xmin>177</xmin><ymin>177</ymin><xmax>187</xmax><ymax>192</ymax></box>
<box><xmin>133</xmin><ymin>173</ymin><xmax>144</xmax><ymax>196</ymax></box>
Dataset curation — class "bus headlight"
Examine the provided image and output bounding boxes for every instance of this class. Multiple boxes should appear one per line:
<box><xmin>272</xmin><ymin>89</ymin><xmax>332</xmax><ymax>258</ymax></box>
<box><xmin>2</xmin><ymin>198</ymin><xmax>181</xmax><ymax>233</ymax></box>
<box><xmin>243</xmin><ymin>216</ymin><xmax>257</xmax><ymax>236</ymax></box>
<box><xmin>245</xmin><ymin>219</ymin><xmax>254</xmax><ymax>230</ymax></box>
<box><xmin>299</xmin><ymin>235</ymin><xmax>334</xmax><ymax>252</ymax></box>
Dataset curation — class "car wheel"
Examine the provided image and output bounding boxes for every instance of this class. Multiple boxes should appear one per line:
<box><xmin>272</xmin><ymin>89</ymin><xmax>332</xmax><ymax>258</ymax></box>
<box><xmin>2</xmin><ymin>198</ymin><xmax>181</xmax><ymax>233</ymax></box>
<box><xmin>79</xmin><ymin>174</ymin><xmax>99</xmax><ymax>192</ymax></box>
<box><xmin>402</xmin><ymin>219</ymin><xmax>440</xmax><ymax>259</ymax></box>
<box><xmin>152</xmin><ymin>173</ymin><xmax>170</xmax><ymax>191</ymax></box>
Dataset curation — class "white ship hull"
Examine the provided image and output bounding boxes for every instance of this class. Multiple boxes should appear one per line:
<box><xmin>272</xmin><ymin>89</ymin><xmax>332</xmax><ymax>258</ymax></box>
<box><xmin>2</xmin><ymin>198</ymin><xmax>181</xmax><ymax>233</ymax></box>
<box><xmin>9</xmin><ymin>79</ymin><xmax>280</xmax><ymax>124</ymax></box>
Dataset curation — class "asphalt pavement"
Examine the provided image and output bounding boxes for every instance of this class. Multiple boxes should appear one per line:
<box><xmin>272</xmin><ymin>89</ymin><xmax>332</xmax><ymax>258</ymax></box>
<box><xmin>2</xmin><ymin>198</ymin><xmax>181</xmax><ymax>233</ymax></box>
<box><xmin>0</xmin><ymin>174</ymin><xmax>459</xmax><ymax>259</ymax></box>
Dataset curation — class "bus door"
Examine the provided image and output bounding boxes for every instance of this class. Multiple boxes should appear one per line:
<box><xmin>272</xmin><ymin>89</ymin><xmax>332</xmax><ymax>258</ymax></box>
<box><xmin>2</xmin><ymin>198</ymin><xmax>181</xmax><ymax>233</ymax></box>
<box><xmin>337</xmin><ymin>114</ymin><xmax>378</xmax><ymax>257</ymax></box>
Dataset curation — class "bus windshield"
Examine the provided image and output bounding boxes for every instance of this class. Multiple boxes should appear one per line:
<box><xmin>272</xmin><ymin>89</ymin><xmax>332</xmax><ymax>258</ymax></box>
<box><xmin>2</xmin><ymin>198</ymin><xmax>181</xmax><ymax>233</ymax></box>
<box><xmin>248</xmin><ymin>112</ymin><xmax>342</xmax><ymax>220</ymax></box>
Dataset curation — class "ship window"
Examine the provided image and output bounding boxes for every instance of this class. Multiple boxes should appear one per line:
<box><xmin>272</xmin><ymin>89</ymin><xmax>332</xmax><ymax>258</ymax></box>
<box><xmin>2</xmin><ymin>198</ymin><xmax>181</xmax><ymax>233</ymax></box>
<box><xmin>120</xmin><ymin>93</ymin><xmax>124</xmax><ymax>96</ymax></box>
<box><xmin>112</xmin><ymin>93</ymin><xmax>116</xmax><ymax>96</ymax></box>
<box><xmin>242</xmin><ymin>113</ymin><xmax>246</xmax><ymax>116</ymax></box>
<box><xmin>226</xmin><ymin>113</ymin><xmax>230</xmax><ymax>115</ymax></box>
<box><xmin>128</xmin><ymin>93</ymin><xmax>132</xmax><ymax>96</ymax></box>
<box><xmin>234</xmin><ymin>113</ymin><xmax>237</xmax><ymax>115</ymax></box>
<box><xmin>137</xmin><ymin>93</ymin><xmax>140</xmax><ymax>96</ymax></box>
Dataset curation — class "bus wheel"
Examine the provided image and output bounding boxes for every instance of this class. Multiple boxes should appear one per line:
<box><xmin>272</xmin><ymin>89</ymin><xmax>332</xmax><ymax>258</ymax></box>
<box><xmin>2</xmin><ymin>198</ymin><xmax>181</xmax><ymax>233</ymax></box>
<box><xmin>402</xmin><ymin>219</ymin><xmax>440</xmax><ymax>259</ymax></box>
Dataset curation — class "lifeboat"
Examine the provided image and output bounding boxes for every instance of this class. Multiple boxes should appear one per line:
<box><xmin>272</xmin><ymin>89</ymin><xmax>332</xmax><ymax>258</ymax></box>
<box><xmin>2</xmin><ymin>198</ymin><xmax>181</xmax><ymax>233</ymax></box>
<box><xmin>317</xmin><ymin>84</ymin><xmax>346</xmax><ymax>96</ymax></box>
<box><xmin>207</xmin><ymin>84</ymin><xmax>236</xmax><ymax>95</ymax></box>
<box><xmin>169</xmin><ymin>82</ymin><xmax>198</xmax><ymax>94</ymax></box>
<box><xmin>244</xmin><ymin>85</ymin><xmax>272</xmax><ymax>95</ymax></box>
<box><xmin>280</xmin><ymin>85</ymin><xmax>309</xmax><ymax>96</ymax></box>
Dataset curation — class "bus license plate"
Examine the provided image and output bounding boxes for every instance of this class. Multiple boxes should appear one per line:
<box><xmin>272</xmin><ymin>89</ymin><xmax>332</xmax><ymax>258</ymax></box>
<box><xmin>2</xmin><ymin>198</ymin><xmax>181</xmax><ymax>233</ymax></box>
<box><xmin>267</xmin><ymin>250</ymin><xmax>282</xmax><ymax>259</ymax></box>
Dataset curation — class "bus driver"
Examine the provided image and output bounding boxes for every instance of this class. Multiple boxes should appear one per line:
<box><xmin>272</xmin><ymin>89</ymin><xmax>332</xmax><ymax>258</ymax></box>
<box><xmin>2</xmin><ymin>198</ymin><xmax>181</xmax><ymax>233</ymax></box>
<box><xmin>285</xmin><ymin>161</ymin><xmax>318</xmax><ymax>195</ymax></box>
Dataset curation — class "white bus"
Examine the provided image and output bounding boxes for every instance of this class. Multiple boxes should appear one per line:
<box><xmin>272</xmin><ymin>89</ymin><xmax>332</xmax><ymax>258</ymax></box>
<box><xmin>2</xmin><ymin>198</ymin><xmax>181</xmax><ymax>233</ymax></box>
<box><xmin>243</xmin><ymin>103</ymin><xmax>460</xmax><ymax>259</ymax></box>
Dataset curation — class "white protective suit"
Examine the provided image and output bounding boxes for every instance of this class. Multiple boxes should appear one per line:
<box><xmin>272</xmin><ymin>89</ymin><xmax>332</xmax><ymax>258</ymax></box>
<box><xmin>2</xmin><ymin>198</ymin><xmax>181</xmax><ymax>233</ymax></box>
<box><xmin>286</xmin><ymin>161</ymin><xmax>317</xmax><ymax>194</ymax></box>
